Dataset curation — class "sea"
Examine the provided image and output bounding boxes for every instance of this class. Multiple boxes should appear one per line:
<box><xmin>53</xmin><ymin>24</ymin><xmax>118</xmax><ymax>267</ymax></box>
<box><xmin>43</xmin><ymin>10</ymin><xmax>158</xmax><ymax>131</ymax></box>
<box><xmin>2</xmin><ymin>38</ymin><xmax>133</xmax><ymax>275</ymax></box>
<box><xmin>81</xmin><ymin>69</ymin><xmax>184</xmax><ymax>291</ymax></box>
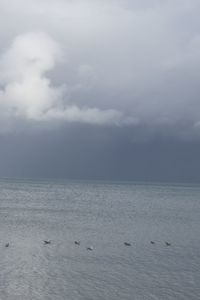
<box><xmin>0</xmin><ymin>178</ymin><xmax>199</xmax><ymax>300</ymax></box>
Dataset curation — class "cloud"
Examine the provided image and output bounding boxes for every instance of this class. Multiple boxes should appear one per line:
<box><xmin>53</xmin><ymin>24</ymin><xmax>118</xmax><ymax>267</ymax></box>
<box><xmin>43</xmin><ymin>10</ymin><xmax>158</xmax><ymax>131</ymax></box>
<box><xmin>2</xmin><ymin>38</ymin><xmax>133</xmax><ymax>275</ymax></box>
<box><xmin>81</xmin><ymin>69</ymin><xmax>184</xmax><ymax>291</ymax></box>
<box><xmin>0</xmin><ymin>32</ymin><xmax>63</xmax><ymax>120</ymax></box>
<box><xmin>0</xmin><ymin>1</ymin><xmax>200</xmax><ymax>137</ymax></box>
<box><xmin>0</xmin><ymin>32</ymin><xmax>130</xmax><ymax>129</ymax></box>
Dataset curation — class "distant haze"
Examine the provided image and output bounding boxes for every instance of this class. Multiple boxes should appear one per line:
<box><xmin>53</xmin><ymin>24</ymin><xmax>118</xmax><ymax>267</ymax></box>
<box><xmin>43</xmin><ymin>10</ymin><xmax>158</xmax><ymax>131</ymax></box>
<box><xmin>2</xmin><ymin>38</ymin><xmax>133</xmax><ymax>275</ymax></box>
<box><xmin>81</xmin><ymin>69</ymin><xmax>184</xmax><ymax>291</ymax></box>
<box><xmin>0</xmin><ymin>0</ymin><xmax>200</xmax><ymax>182</ymax></box>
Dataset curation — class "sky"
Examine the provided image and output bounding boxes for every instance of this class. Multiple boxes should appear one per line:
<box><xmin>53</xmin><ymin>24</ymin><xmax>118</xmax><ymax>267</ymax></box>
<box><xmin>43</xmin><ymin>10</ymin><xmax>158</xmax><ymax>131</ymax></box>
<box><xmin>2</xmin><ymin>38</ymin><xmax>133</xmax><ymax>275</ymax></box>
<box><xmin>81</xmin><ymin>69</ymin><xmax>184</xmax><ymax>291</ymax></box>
<box><xmin>0</xmin><ymin>0</ymin><xmax>200</xmax><ymax>182</ymax></box>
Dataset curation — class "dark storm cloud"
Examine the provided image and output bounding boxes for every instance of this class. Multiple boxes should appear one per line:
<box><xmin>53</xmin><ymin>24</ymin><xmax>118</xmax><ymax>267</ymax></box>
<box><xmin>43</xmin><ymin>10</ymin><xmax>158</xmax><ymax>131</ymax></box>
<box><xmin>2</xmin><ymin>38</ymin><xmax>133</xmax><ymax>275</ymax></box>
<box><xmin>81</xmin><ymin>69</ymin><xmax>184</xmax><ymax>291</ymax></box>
<box><xmin>1</xmin><ymin>126</ymin><xmax>200</xmax><ymax>182</ymax></box>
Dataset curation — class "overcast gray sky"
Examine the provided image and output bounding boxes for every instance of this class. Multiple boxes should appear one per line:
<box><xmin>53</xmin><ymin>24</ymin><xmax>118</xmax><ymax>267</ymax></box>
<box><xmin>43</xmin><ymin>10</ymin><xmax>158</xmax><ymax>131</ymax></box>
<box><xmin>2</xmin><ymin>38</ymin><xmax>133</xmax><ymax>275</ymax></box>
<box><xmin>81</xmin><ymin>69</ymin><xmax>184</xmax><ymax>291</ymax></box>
<box><xmin>0</xmin><ymin>0</ymin><xmax>200</xmax><ymax>182</ymax></box>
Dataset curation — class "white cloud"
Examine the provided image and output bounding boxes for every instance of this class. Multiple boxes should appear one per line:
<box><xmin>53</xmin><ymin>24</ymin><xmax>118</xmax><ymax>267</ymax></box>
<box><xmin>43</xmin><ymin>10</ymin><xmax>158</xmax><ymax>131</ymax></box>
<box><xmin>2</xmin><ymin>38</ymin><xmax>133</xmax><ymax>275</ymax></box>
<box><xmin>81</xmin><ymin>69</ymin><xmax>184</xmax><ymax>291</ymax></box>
<box><xmin>0</xmin><ymin>32</ymin><xmax>128</xmax><ymax>128</ymax></box>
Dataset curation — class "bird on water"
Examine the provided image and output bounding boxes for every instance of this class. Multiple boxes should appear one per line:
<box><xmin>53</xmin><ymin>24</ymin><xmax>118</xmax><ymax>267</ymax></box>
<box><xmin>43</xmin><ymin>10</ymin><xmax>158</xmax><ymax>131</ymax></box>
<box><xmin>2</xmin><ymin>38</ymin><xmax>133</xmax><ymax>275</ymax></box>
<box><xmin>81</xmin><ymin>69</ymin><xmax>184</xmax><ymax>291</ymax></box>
<box><xmin>44</xmin><ymin>240</ymin><xmax>51</xmax><ymax>245</ymax></box>
<box><xmin>87</xmin><ymin>246</ymin><xmax>93</xmax><ymax>251</ymax></box>
<box><xmin>124</xmin><ymin>242</ymin><xmax>131</xmax><ymax>246</ymax></box>
<box><xmin>165</xmin><ymin>242</ymin><xmax>171</xmax><ymax>246</ymax></box>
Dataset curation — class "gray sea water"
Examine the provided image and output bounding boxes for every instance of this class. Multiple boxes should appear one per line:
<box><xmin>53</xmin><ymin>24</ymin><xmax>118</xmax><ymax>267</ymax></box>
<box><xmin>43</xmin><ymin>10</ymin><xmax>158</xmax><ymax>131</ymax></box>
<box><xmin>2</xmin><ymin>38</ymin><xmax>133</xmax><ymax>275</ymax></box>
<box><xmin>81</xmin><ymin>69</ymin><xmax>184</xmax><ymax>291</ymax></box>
<box><xmin>0</xmin><ymin>179</ymin><xmax>200</xmax><ymax>300</ymax></box>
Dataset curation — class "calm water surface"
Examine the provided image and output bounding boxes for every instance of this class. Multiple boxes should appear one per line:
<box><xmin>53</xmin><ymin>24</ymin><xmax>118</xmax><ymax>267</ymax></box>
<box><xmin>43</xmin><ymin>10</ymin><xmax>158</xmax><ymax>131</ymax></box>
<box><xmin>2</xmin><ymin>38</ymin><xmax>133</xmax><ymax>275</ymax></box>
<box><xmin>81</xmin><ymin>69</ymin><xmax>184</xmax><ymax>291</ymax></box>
<box><xmin>0</xmin><ymin>179</ymin><xmax>200</xmax><ymax>299</ymax></box>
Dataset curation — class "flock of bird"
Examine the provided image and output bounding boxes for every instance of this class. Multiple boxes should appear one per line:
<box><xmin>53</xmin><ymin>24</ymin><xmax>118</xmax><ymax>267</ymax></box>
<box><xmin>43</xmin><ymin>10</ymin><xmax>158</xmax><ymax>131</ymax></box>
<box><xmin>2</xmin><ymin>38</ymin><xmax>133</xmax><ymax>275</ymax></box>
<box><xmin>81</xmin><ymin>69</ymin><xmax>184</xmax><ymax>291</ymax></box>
<box><xmin>3</xmin><ymin>240</ymin><xmax>171</xmax><ymax>249</ymax></box>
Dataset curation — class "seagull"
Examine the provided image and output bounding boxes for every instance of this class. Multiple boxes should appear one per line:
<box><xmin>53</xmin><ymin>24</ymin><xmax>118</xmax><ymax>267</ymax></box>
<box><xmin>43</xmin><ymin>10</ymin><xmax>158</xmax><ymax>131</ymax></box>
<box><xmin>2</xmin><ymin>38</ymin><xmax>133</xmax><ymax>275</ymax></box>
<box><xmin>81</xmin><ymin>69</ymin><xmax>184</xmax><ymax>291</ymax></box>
<box><xmin>5</xmin><ymin>243</ymin><xmax>9</xmax><ymax>247</ymax></box>
<box><xmin>74</xmin><ymin>241</ymin><xmax>80</xmax><ymax>245</ymax></box>
<box><xmin>124</xmin><ymin>242</ymin><xmax>131</xmax><ymax>246</ymax></box>
<box><xmin>44</xmin><ymin>240</ymin><xmax>51</xmax><ymax>245</ymax></box>
<box><xmin>87</xmin><ymin>246</ymin><xmax>93</xmax><ymax>251</ymax></box>
<box><xmin>165</xmin><ymin>242</ymin><xmax>171</xmax><ymax>246</ymax></box>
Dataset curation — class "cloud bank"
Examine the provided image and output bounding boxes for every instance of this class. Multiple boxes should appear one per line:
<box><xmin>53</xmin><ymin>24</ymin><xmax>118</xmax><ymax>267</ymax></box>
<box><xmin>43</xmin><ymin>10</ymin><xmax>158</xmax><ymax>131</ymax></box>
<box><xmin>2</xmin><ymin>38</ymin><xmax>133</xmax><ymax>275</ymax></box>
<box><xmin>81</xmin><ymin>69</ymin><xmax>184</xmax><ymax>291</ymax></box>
<box><xmin>0</xmin><ymin>32</ymin><xmax>126</xmax><ymax>128</ymax></box>
<box><xmin>0</xmin><ymin>0</ymin><xmax>200</xmax><ymax>137</ymax></box>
